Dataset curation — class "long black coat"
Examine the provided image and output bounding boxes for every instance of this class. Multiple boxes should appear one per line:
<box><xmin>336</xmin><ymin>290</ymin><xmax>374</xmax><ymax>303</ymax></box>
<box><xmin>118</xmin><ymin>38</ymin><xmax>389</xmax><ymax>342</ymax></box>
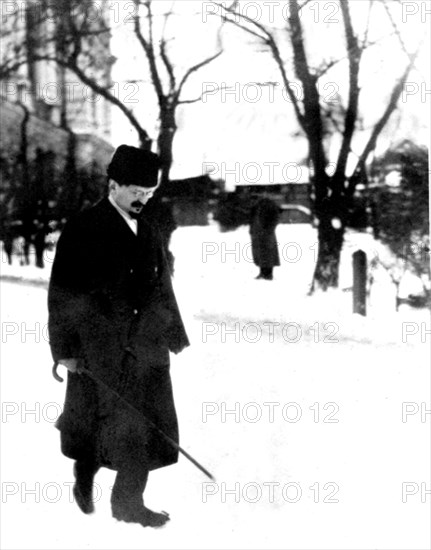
<box><xmin>249</xmin><ymin>198</ymin><xmax>280</xmax><ymax>268</ymax></box>
<box><xmin>48</xmin><ymin>198</ymin><xmax>189</xmax><ymax>472</ymax></box>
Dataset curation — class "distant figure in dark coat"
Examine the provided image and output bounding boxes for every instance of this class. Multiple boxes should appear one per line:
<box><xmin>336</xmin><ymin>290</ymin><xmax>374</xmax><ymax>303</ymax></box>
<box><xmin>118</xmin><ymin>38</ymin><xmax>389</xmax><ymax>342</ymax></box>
<box><xmin>249</xmin><ymin>197</ymin><xmax>280</xmax><ymax>280</ymax></box>
<box><xmin>34</xmin><ymin>220</ymin><xmax>47</xmax><ymax>268</ymax></box>
<box><xmin>48</xmin><ymin>145</ymin><xmax>189</xmax><ymax>528</ymax></box>
<box><xmin>2</xmin><ymin>221</ymin><xmax>14</xmax><ymax>265</ymax></box>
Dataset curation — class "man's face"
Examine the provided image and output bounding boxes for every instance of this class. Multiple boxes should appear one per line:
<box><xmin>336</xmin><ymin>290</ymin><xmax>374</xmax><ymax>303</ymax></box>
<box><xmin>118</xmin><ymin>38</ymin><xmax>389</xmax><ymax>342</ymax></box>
<box><xmin>111</xmin><ymin>182</ymin><xmax>155</xmax><ymax>216</ymax></box>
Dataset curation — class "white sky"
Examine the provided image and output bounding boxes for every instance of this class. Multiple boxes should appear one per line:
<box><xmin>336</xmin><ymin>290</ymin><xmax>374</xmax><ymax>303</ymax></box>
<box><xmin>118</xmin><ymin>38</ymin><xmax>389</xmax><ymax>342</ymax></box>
<box><xmin>109</xmin><ymin>0</ymin><xmax>430</xmax><ymax>184</ymax></box>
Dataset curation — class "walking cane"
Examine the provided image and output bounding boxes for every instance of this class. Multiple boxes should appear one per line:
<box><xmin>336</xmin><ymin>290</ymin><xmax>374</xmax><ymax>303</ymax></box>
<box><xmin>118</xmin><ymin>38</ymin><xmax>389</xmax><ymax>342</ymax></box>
<box><xmin>52</xmin><ymin>361</ymin><xmax>215</xmax><ymax>481</ymax></box>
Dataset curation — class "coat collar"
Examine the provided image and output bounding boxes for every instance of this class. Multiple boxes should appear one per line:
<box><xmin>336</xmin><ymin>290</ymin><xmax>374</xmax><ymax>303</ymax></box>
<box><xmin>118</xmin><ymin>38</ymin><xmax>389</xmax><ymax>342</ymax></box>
<box><xmin>96</xmin><ymin>197</ymin><xmax>152</xmax><ymax>243</ymax></box>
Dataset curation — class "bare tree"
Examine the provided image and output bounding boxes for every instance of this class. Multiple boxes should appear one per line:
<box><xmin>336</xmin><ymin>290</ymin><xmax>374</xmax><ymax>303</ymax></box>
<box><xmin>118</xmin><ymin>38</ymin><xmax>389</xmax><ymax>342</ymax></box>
<box><xmin>216</xmin><ymin>0</ymin><xmax>424</xmax><ymax>290</ymax></box>
<box><xmin>132</xmin><ymin>0</ymin><xmax>223</xmax><ymax>186</ymax></box>
<box><xmin>2</xmin><ymin>0</ymin><xmax>223</xmax><ymax>187</ymax></box>
<box><xmin>1</xmin><ymin>0</ymin><xmax>223</xmax><ymax>260</ymax></box>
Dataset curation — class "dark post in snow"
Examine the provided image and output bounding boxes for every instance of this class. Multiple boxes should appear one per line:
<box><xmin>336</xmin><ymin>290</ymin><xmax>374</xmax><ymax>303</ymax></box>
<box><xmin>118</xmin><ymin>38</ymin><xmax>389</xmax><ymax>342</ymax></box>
<box><xmin>353</xmin><ymin>250</ymin><xmax>367</xmax><ymax>316</ymax></box>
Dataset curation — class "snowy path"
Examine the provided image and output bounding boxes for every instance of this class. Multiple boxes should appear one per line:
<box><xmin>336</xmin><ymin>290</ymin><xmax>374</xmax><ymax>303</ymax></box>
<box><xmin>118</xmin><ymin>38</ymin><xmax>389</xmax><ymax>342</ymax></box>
<box><xmin>1</xmin><ymin>224</ymin><xmax>430</xmax><ymax>549</ymax></box>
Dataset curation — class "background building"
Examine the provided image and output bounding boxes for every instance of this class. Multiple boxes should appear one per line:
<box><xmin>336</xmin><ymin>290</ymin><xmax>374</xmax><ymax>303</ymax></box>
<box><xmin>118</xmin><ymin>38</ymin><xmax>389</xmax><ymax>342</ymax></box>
<box><xmin>0</xmin><ymin>0</ymin><xmax>114</xmax><ymax>233</ymax></box>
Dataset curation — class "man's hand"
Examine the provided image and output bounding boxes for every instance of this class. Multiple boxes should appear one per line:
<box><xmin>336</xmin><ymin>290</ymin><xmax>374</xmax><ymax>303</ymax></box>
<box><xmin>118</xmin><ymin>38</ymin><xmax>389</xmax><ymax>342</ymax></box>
<box><xmin>58</xmin><ymin>358</ymin><xmax>80</xmax><ymax>373</ymax></box>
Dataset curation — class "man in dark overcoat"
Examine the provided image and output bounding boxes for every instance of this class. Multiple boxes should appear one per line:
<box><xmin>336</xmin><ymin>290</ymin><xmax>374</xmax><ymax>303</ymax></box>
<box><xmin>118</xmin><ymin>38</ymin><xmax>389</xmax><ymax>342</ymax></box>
<box><xmin>48</xmin><ymin>145</ymin><xmax>189</xmax><ymax>528</ymax></box>
<box><xmin>249</xmin><ymin>197</ymin><xmax>281</xmax><ymax>280</ymax></box>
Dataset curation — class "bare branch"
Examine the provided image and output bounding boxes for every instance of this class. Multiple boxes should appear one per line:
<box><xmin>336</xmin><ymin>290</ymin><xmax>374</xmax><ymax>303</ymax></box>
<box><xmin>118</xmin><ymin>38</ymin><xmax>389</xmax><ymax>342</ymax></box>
<box><xmin>298</xmin><ymin>0</ymin><xmax>314</xmax><ymax>11</ymax></box>
<box><xmin>216</xmin><ymin>13</ymin><xmax>267</xmax><ymax>42</ymax></box>
<box><xmin>32</xmin><ymin>54</ymin><xmax>150</xmax><ymax>144</ymax></box>
<box><xmin>216</xmin><ymin>1</ymin><xmax>306</xmax><ymax>130</ymax></box>
<box><xmin>268</xmin><ymin>37</ymin><xmax>306</xmax><ymax>129</ymax></box>
<box><xmin>381</xmin><ymin>0</ymin><xmax>418</xmax><ymax>62</ymax></box>
<box><xmin>352</xmin><ymin>47</ymin><xmax>421</xmax><ymax>180</ymax></box>
<box><xmin>176</xmin><ymin>50</ymin><xmax>223</xmax><ymax>100</ymax></box>
<box><xmin>288</xmin><ymin>0</ymin><xmax>326</xmax><ymax>174</ymax></box>
<box><xmin>315</xmin><ymin>57</ymin><xmax>345</xmax><ymax>79</ymax></box>
<box><xmin>132</xmin><ymin>0</ymin><xmax>164</xmax><ymax>101</ymax></box>
<box><xmin>160</xmin><ymin>1</ymin><xmax>175</xmax><ymax>38</ymax></box>
<box><xmin>215</xmin><ymin>2</ymin><xmax>273</xmax><ymax>41</ymax></box>
<box><xmin>318</xmin><ymin>29</ymin><xmax>398</xmax><ymax>80</ymax></box>
<box><xmin>160</xmin><ymin>39</ymin><xmax>176</xmax><ymax>91</ymax></box>
<box><xmin>333</xmin><ymin>1</ymin><xmax>362</xmax><ymax>184</ymax></box>
<box><xmin>178</xmin><ymin>96</ymin><xmax>203</xmax><ymax>105</ymax></box>
<box><xmin>361</xmin><ymin>0</ymin><xmax>374</xmax><ymax>48</ymax></box>
<box><xmin>145</xmin><ymin>0</ymin><xmax>155</xmax><ymax>52</ymax></box>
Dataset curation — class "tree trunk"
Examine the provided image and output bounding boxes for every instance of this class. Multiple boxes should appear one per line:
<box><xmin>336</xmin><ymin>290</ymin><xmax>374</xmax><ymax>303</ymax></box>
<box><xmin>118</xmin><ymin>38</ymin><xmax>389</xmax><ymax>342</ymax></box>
<box><xmin>16</xmin><ymin>102</ymin><xmax>31</xmax><ymax>218</ymax></box>
<box><xmin>59</xmin><ymin>130</ymin><xmax>78</xmax><ymax>218</ymax></box>
<box><xmin>138</xmin><ymin>131</ymin><xmax>152</xmax><ymax>151</ymax></box>
<box><xmin>142</xmin><ymin>105</ymin><xmax>178</xmax><ymax>273</ymax></box>
<box><xmin>311</xmin><ymin>184</ymin><xmax>347</xmax><ymax>291</ymax></box>
<box><xmin>312</xmin><ymin>217</ymin><xmax>345</xmax><ymax>291</ymax></box>
<box><xmin>157</xmin><ymin>106</ymin><xmax>176</xmax><ymax>188</ymax></box>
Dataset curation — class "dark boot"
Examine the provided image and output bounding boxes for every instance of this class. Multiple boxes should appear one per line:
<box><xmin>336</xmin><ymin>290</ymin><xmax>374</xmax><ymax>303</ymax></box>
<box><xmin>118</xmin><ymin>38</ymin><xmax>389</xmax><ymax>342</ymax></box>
<box><xmin>111</xmin><ymin>468</ymin><xmax>169</xmax><ymax>528</ymax></box>
<box><xmin>73</xmin><ymin>460</ymin><xmax>99</xmax><ymax>514</ymax></box>
<box><xmin>261</xmin><ymin>267</ymin><xmax>273</xmax><ymax>280</ymax></box>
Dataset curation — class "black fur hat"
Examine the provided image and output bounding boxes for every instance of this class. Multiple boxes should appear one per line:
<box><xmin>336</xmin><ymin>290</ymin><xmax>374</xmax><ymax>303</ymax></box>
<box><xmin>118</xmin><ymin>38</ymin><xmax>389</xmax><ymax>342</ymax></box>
<box><xmin>107</xmin><ymin>145</ymin><xmax>161</xmax><ymax>187</ymax></box>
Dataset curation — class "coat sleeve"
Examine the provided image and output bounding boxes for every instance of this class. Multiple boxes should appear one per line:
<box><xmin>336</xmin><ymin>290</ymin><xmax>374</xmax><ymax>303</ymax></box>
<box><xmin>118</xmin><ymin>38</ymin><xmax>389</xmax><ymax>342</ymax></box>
<box><xmin>151</xmin><ymin>231</ymin><xmax>190</xmax><ymax>354</ymax></box>
<box><xmin>47</xmin><ymin>218</ymin><xmax>90</xmax><ymax>361</ymax></box>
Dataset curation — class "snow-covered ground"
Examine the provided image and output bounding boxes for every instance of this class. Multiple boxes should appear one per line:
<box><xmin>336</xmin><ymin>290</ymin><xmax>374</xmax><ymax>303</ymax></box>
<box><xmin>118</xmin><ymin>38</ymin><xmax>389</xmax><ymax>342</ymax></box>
<box><xmin>1</xmin><ymin>224</ymin><xmax>430</xmax><ymax>550</ymax></box>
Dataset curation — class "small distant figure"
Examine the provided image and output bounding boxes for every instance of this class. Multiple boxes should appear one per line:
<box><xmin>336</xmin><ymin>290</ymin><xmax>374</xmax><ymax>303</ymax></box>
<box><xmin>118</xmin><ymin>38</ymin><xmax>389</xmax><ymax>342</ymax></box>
<box><xmin>20</xmin><ymin>219</ymin><xmax>33</xmax><ymax>266</ymax></box>
<box><xmin>2</xmin><ymin>221</ymin><xmax>15</xmax><ymax>265</ymax></box>
<box><xmin>249</xmin><ymin>197</ymin><xmax>280</xmax><ymax>280</ymax></box>
<box><xmin>33</xmin><ymin>220</ymin><xmax>47</xmax><ymax>269</ymax></box>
